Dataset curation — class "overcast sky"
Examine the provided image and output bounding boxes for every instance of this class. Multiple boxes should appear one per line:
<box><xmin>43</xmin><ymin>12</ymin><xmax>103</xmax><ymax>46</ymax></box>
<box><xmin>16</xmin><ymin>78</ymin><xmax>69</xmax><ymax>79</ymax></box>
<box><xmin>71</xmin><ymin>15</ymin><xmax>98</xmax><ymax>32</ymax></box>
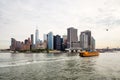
<box><xmin>0</xmin><ymin>0</ymin><xmax>120</xmax><ymax>49</ymax></box>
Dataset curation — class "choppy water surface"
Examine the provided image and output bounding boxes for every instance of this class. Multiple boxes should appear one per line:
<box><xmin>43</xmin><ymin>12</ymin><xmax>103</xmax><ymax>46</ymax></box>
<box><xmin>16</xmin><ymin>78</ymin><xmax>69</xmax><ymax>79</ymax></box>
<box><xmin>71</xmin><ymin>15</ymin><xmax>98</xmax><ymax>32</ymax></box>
<box><xmin>0</xmin><ymin>52</ymin><xmax>120</xmax><ymax>80</ymax></box>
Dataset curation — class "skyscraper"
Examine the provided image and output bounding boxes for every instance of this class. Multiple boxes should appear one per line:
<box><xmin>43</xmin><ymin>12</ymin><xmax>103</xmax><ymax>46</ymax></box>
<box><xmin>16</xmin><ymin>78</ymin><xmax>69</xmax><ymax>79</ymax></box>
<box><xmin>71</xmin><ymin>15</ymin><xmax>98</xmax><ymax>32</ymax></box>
<box><xmin>91</xmin><ymin>37</ymin><xmax>95</xmax><ymax>50</ymax></box>
<box><xmin>35</xmin><ymin>29</ymin><xmax>39</xmax><ymax>45</ymax></box>
<box><xmin>47</xmin><ymin>32</ymin><xmax>54</xmax><ymax>50</ymax></box>
<box><xmin>80</xmin><ymin>30</ymin><xmax>91</xmax><ymax>50</ymax></box>
<box><xmin>31</xmin><ymin>34</ymin><xmax>34</xmax><ymax>45</ymax></box>
<box><xmin>62</xmin><ymin>35</ymin><xmax>67</xmax><ymax>50</ymax></box>
<box><xmin>43</xmin><ymin>34</ymin><xmax>47</xmax><ymax>41</ymax></box>
<box><xmin>10</xmin><ymin>38</ymin><xmax>16</xmax><ymax>51</ymax></box>
<box><xmin>54</xmin><ymin>35</ymin><xmax>62</xmax><ymax>50</ymax></box>
<box><xmin>67</xmin><ymin>27</ymin><xmax>78</xmax><ymax>48</ymax></box>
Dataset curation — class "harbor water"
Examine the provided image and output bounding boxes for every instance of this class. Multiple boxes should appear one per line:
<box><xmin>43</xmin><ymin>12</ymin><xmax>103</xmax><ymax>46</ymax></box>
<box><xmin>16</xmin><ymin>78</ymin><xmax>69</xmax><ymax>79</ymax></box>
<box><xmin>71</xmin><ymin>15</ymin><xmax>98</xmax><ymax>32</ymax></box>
<box><xmin>0</xmin><ymin>51</ymin><xmax>120</xmax><ymax>80</ymax></box>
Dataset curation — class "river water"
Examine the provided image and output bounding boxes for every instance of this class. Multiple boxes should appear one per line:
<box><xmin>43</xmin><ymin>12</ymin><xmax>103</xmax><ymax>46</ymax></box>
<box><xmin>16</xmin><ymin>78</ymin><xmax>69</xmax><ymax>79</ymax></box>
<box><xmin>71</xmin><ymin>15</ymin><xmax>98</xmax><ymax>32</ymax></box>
<box><xmin>0</xmin><ymin>51</ymin><xmax>120</xmax><ymax>80</ymax></box>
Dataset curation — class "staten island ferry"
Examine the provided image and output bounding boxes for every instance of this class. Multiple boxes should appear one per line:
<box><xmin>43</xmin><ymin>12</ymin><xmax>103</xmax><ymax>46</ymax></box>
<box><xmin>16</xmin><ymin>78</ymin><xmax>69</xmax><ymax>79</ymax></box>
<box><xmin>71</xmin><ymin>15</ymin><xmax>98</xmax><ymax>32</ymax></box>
<box><xmin>79</xmin><ymin>50</ymin><xmax>99</xmax><ymax>57</ymax></box>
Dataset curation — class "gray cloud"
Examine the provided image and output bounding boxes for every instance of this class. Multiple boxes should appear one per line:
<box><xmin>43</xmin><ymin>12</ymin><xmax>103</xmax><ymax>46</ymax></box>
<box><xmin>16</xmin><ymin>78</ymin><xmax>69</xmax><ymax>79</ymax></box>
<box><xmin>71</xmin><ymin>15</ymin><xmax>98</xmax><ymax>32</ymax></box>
<box><xmin>0</xmin><ymin>0</ymin><xmax>120</xmax><ymax>48</ymax></box>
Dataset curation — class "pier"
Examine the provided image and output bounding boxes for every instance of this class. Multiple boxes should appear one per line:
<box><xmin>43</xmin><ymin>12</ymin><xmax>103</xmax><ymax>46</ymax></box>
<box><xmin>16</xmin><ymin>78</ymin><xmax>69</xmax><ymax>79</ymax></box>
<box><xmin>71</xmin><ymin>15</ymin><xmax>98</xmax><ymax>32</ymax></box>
<box><xmin>65</xmin><ymin>47</ymin><xmax>81</xmax><ymax>53</ymax></box>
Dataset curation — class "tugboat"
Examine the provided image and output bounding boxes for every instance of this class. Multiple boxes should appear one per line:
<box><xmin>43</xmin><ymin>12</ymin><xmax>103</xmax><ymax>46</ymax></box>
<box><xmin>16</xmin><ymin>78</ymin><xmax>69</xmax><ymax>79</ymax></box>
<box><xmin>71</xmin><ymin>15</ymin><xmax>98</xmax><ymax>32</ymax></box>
<box><xmin>79</xmin><ymin>50</ymin><xmax>99</xmax><ymax>57</ymax></box>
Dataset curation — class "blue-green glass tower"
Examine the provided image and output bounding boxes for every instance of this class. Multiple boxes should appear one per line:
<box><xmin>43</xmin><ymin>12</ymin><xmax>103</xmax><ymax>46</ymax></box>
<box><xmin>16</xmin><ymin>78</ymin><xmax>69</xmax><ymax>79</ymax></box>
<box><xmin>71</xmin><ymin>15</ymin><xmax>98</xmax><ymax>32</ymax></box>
<box><xmin>47</xmin><ymin>32</ymin><xmax>54</xmax><ymax>50</ymax></box>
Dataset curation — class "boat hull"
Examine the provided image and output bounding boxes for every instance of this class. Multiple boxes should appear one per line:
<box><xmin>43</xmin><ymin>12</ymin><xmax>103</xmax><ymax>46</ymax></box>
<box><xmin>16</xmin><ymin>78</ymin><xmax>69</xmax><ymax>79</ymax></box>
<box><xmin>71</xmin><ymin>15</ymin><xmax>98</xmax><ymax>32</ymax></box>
<box><xmin>79</xmin><ymin>51</ymin><xmax>99</xmax><ymax>57</ymax></box>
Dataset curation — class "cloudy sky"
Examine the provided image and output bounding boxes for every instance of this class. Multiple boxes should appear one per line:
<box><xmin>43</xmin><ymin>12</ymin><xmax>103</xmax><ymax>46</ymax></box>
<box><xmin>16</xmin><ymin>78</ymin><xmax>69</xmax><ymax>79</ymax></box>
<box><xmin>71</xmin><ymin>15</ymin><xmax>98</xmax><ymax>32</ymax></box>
<box><xmin>0</xmin><ymin>0</ymin><xmax>120</xmax><ymax>49</ymax></box>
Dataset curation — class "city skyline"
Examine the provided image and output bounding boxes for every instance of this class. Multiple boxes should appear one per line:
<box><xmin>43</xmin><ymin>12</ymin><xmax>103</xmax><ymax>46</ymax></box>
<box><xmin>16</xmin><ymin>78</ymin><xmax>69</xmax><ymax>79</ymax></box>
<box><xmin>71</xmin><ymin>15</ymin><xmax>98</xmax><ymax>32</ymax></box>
<box><xmin>1</xmin><ymin>0</ymin><xmax>120</xmax><ymax>49</ymax></box>
<box><xmin>10</xmin><ymin>28</ymin><xmax>95</xmax><ymax>51</ymax></box>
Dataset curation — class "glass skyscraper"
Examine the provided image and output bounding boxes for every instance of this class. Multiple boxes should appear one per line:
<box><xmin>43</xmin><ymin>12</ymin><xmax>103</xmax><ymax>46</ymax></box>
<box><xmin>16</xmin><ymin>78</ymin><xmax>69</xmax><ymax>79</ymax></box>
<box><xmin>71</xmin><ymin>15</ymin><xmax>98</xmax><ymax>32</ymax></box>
<box><xmin>54</xmin><ymin>35</ymin><xmax>61</xmax><ymax>50</ymax></box>
<box><xmin>47</xmin><ymin>32</ymin><xmax>54</xmax><ymax>50</ymax></box>
<box><xmin>35</xmin><ymin>29</ymin><xmax>39</xmax><ymax>45</ymax></box>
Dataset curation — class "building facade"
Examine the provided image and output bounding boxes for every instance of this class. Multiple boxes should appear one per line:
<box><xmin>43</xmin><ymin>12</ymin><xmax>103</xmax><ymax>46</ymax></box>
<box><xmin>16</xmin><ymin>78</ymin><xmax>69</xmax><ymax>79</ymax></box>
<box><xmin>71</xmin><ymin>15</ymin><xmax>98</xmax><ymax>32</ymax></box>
<box><xmin>62</xmin><ymin>35</ymin><xmax>67</xmax><ymax>50</ymax></box>
<box><xmin>47</xmin><ymin>32</ymin><xmax>54</xmax><ymax>50</ymax></box>
<box><xmin>43</xmin><ymin>34</ymin><xmax>47</xmax><ymax>41</ymax></box>
<box><xmin>31</xmin><ymin>34</ymin><xmax>34</xmax><ymax>45</ymax></box>
<box><xmin>35</xmin><ymin>29</ymin><xmax>39</xmax><ymax>45</ymax></box>
<box><xmin>67</xmin><ymin>27</ymin><xmax>78</xmax><ymax>48</ymax></box>
<box><xmin>30</xmin><ymin>34</ymin><xmax>34</xmax><ymax>50</ymax></box>
<box><xmin>10</xmin><ymin>38</ymin><xmax>16</xmax><ymax>51</ymax></box>
<box><xmin>91</xmin><ymin>37</ymin><xmax>95</xmax><ymax>50</ymax></box>
<box><xmin>54</xmin><ymin>35</ymin><xmax>62</xmax><ymax>50</ymax></box>
<box><xmin>80</xmin><ymin>30</ymin><xmax>95</xmax><ymax>51</ymax></box>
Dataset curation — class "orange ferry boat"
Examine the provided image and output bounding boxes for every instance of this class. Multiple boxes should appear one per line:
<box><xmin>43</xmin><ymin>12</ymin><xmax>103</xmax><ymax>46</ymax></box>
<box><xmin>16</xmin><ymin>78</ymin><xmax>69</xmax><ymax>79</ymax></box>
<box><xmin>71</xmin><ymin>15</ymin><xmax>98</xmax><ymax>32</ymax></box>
<box><xmin>79</xmin><ymin>51</ymin><xmax>99</xmax><ymax>57</ymax></box>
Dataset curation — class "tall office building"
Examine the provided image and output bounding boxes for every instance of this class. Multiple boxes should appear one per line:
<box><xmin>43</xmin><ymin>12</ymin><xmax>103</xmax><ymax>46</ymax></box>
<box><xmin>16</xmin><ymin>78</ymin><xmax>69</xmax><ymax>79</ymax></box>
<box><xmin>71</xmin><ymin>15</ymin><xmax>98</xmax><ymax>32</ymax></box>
<box><xmin>35</xmin><ymin>29</ymin><xmax>39</xmax><ymax>45</ymax></box>
<box><xmin>91</xmin><ymin>37</ymin><xmax>95</xmax><ymax>50</ymax></box>
<box><xmin>63</xmin><ymin>35</ymin><xmax>67</xmax><ymax>44</ymax></box>
<box><xmin>54</xmin><ymin>35</ymin><xmax>62</xmax><ymax>50</ymax></box>
<box><xmin>67</xmin><ymin>27</ymin><xmax>78</xmax><ymax>48</ymax></box>
<box><xmin>43</xmin><ymin>34</ymin><xmax>47</xmax><ymax>41</ymax></box>
<box><xmin>10</xmin><ymin>38</ymin><xmax>16</xmax><ymax>51</ymax></box>
<box><xmin>62</xmin><ymin>35</ymin><xmax>67</xmax><ymax>50</ymax></box>
<box><xmin>31</xmin><ymin>34</ymin><xmax>34</xmax><ymax>45</ymax></box>
<box><xmin>47</xmin><ymin>32</ymin><xmax>54</xmax><ymax>50</ymax></box>
<box><xmin>60</xmin><ymin>38</ymin><xmax>64</xmax><ymax>51</ymax></box>
<box><xmin>80</xmin><ymin>30</ymin><xmax>91</xmax><ymax>50</ymax></box>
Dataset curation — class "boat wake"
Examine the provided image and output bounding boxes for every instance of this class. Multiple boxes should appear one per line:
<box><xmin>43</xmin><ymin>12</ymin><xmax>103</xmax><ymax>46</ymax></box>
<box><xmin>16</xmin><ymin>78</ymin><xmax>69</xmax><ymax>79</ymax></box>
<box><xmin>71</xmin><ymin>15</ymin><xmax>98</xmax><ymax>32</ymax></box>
<box><xmin>0</xmin><ymin>57</ymin><xmax>77</xmax><ymax>68</ymax></box>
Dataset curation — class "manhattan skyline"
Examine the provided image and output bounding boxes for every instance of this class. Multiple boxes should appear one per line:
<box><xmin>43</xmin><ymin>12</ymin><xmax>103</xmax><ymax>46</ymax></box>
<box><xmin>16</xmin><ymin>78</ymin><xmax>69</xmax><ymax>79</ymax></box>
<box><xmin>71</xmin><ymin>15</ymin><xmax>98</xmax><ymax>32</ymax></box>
<box><xmin>0</xmin><ymin>0</ymin><xmax>120</xmax><ymax>49</ymax></box>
